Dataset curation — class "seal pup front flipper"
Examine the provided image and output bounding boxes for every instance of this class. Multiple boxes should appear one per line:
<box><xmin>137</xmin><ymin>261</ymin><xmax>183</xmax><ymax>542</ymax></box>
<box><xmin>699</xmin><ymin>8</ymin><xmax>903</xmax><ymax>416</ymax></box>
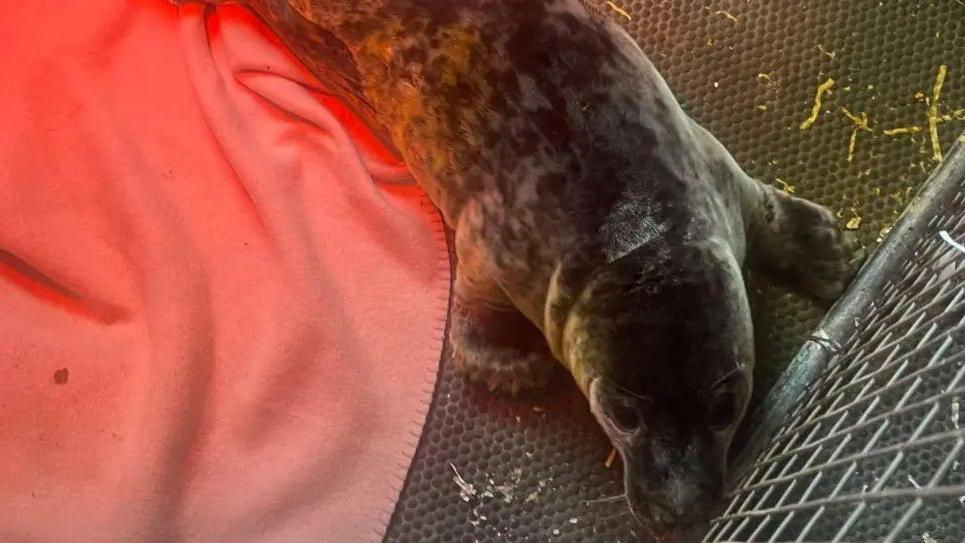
<box><xmin>450</xmin><ymin>205</ymin><xmax>558</xmax><ymax>396</ymax></box>
<box><xmin>684</xmin><ymin>116</ymin><xmax>865</xmax><ymax>302</ymax></box>
<box><xmin>744</xmin><ymin>182</ymin><xmax>866</xmax><ymax>302</ymax></box>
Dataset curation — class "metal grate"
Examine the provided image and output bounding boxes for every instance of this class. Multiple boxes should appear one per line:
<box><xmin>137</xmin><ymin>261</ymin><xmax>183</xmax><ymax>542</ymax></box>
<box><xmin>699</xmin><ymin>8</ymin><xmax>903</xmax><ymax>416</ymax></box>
<box><xmin>705</xmin><ymin>137</ymin><xmax>965</xmax><ymax>542</ymax></box>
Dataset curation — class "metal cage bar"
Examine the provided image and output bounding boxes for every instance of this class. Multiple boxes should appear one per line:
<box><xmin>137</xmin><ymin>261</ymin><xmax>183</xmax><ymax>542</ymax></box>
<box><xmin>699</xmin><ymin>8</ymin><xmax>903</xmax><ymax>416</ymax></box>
<box><xmin>706</xmin><ymin>134</ymin><xmax>965</xmax><ymax>542</ymax></box>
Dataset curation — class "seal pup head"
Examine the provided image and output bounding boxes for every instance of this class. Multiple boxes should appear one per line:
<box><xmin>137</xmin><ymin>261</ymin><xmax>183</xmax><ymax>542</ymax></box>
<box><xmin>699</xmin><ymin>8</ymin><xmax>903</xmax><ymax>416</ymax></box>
<box><xmin>562</xmin><ymin>240</ymin><xmax>754</xmax><ymax>536</ymax></box>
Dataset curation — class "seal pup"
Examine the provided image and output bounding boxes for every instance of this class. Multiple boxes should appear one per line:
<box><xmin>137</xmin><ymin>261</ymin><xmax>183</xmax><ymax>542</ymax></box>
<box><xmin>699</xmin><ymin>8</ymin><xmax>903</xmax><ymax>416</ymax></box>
<box><xmin>172</xmin><ymin>0</ymin><xmax>864</xmax><ymax>536</ymax></box>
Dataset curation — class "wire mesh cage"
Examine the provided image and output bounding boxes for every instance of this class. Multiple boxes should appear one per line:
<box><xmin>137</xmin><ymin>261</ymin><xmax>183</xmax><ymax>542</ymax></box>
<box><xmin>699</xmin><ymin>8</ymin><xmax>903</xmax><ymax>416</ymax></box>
<box><xmin>705</xmin><ymin>136</ymin><xmax>965</xmax><ymax>542</ymax></box>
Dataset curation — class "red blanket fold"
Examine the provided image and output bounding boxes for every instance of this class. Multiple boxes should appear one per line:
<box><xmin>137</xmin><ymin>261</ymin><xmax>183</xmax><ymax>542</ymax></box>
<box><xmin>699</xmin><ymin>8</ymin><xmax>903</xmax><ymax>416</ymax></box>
<box><xmin>0</xmin><ymin>2</ymin><xmax>449</xmax><ymax>542</ymax></box>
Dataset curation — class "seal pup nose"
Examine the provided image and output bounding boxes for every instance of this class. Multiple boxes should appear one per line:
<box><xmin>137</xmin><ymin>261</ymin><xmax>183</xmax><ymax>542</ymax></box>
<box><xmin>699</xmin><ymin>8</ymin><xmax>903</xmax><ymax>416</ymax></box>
<box><xmin>631</xmin><ymin>465</ymin><xmax>722</xmax><ymax>530</ymax></box>
<box><xmin>662</xmin><ymin>476</ymin><xmax>719</xmax><ymax>518</ymax></box>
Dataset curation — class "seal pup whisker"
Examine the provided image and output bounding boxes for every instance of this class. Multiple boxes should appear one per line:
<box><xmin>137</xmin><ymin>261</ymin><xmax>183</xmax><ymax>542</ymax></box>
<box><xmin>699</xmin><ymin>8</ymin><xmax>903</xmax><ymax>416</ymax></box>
<box><xmin>582</xmin><ymin>493</ymin><xmax>627</xmax><ymax>504</ymax></box>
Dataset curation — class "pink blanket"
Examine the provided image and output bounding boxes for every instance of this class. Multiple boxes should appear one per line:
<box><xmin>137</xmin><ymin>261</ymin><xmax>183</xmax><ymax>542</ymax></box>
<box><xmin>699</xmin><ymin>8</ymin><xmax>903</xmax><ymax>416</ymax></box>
<box><xmin>0</xmin><ymin>1</ymin><xmax>450</xmax><ymax>542</ymax></box>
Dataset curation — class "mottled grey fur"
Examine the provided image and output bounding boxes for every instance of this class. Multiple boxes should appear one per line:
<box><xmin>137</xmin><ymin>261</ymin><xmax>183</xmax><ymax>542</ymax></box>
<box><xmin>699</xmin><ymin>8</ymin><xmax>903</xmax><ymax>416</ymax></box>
<box><xmin>174</xmin><ymin>0</ymin><xmax>863</xmax><ymax>536</ymax></box>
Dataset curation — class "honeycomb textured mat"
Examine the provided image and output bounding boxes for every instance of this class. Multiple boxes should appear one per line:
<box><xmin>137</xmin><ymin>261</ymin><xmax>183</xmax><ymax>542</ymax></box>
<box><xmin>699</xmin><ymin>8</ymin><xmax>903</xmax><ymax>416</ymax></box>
<box><xmin>383</xmin><ymin>2</ymin><xmax>965</xmax><ymax>542</ymax></box>
<box><xmin>705</xmin><ymin>141</ymin><xmax>965</xmax><ymax>542</ymax></box>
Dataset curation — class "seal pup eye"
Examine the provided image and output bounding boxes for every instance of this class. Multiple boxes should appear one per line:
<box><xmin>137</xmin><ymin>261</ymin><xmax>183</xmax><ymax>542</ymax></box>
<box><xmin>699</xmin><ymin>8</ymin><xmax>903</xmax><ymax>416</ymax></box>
<box><xmin>608</xmin><ymin>398</ymin><xmax>641</xmax><ymax>430</ymax></box>
<box><xmin>708</xmin><ymin>389</ymin><xmax>738</xmax><ymax>431</ymax></box>
<box><xmin>588</xmin><ymin>379</ymin><xmax>648</xmax><ymax>435</ymax></box>
<box><xmin>704</xmin><ymin>367</ymin><xmax>746</xmax><ymax>431</ymax></box>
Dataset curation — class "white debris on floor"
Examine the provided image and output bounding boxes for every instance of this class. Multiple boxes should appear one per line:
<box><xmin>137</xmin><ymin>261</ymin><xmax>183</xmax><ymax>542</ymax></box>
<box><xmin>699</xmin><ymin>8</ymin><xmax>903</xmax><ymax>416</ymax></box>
<box><xmin>524</xmin><ymin>476</ymin><xmax>552</xmax><ymax>504</ymax></box>
<box><xmin>450</xmin><ymin>462</ymin><xmax>554</xmax><ymax>531</ymax></box>
<box><xmin>493</xmin><ymin>468</ymin><xmax>523</xmax><ymax>504</ymax></box>
<box><xmin>939</xmin><ymin>230</ymin><xmax>965</xmax><ymax>255</ymax></box>
<box><xmin>450</xmin><ymin>462</ymin><xmax>477</xmax><ymax>502</ymax></box>
<box><xmin>951</xmin><ymin>397</ymin><xmax>960</xmax><ymax>430</ymax></box>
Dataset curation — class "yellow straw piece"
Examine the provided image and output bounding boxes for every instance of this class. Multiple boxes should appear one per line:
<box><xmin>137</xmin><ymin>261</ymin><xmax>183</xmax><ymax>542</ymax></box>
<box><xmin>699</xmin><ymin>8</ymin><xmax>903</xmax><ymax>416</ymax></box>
<box><xmin>715</xmin><ymin>10</ymin><xmax>739</xmax><ymax>23</ymax></box>
<box><xmin>883</xmin><ymin>126</ymin><xmax>922</xmax><ymax>136</ymax></box>
<box><xmin>928</xmin><ymin>64</ymin><xmax>948</xmax><ymax>162</ymax></box>
<box><xmin>800</xmin><ymin>78</ymin><xmax>835</xmax><ymax>130</ymax></box>
<box><xmin>605</xmin><ymin>448</ymin><xmax>618</xmax><ymax>468</ymax></box>
<box><xmin>606</xmin><ymin>1</ymin><xmax>632</xmax><ymax>21</ymax></box>
<box><xmin>841</xmin><ymin>108</ymin><xmax>871</xmax><ymax>163</ymax></box>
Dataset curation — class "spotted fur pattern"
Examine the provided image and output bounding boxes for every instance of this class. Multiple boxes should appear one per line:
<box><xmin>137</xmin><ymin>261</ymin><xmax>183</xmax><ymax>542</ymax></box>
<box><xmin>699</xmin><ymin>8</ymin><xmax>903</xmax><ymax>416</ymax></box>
<box><xmin>245</xmin><ymin>0</ymin><xmax>760</xmax><ymax>338</ymax></box>
<box><xmin>176</xmin><ymin>0</ymin><xmax>865</xmax><ymax>535</ymax></box>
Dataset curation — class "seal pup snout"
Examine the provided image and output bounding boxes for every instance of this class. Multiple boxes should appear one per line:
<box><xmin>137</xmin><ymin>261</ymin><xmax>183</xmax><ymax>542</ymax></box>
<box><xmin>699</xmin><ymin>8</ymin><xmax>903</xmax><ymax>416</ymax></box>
<box><xmin>626</xmin><ymin>430</ymin><xmax>725</xmax><ymax>530</ymax></box>
<box><xmin>591</xmin><ymin>377</ymin><xmax>733</xmax><ymax>536</ymax></box>
<box><xmin>567</xmin><ymin>242</ymin><xmax>754</xmax><ymax>538</ymax></box>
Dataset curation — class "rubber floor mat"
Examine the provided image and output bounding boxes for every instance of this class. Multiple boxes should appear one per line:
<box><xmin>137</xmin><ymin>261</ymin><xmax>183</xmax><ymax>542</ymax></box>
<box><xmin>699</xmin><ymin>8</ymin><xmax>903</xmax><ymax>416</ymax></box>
<box><xmin>383</xmin><ymin>2</ymin><xmax>965</xmax><ymax>542</ymax></box>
